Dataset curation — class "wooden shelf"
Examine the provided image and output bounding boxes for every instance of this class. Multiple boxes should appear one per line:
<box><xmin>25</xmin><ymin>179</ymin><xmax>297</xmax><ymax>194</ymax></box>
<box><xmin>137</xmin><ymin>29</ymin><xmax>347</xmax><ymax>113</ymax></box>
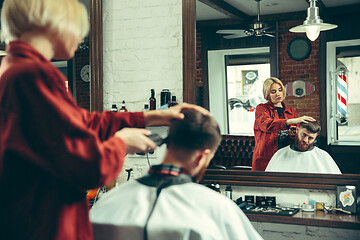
<box><xmin>246</xmin><ymin>210</ymin><xmax>360</xmax><ymax>230</ymax></box>
<box><xmin>202</xmin><ymin>169</ymin><xmax>360</xmax><ymax>190</ymax></box>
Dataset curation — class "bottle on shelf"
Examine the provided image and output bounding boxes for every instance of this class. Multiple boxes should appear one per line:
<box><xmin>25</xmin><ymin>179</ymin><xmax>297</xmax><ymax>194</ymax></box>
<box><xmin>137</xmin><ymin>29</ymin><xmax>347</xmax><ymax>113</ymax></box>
<box><xmin>110</xmin><ymin>104</ymin><xmax>118</xmax><ymax>112</ymax></box>
<box><xmin>215</xmin><ymin>184</ymin><xmax>221</xmax><ymax>193</ymax></box>
<box><xmin>225</xmin><ymin>185</ymin><xmax>232</xmax><ymax>200</ymax></box>
<box><xmin>160</xmin><ymin>89</ymin><xmax>171</xmax><ymax>109</ymax></box>
<box><xmin>169</xmin><ymin>96</ymin><xmax>178</xmax><ymax>108</ymax></box>
<box><xmin>149</xmin><ymin>89</ymin><xmax>156</xmax><ymax>110</ymax></box>
<box><xmin>143</xmin><ymin>104</ymin><xmax>149</xmax><ymax>112</ymax></box>
<box><xmin>119</xmin><ymin>100</ymin><xmax>128</xmax><ymax>112</ymax></box>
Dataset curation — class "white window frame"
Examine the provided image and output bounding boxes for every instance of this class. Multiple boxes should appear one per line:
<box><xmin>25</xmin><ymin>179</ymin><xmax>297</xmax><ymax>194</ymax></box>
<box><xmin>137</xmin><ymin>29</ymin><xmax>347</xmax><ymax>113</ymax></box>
<box><xmin>208</xmin><ymin>47</ymin><xmax>270</xmax><ymax>134</ymax></box>
<box><xmin>326</xmin><ymin>39</ymin><xmax>360</xmax><ymax>146</ymax></box>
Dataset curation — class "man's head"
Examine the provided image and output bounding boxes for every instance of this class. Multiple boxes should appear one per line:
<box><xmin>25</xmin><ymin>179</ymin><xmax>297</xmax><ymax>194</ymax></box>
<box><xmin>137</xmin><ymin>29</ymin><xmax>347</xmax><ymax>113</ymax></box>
<box><xmin>295</xmin><ymin>121</ymin><xmax>321</xmax><ymax>151</ymax></box>
<box><xmin>165</xmin><ymin>109</ymin><xmax>221</xmax><ymax>182</ymax></box>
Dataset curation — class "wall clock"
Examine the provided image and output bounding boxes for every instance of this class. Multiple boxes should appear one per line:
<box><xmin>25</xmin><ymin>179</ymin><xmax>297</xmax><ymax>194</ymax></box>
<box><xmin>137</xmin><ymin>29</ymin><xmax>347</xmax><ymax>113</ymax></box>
<box><xmin>287</xmin><ymin>37</ymin><xmax>312</xmax><ymax>61</ymax></box>
<box><xmin>80</xmin><ymin>64</ymin><xmax>90</xmax><ymax>82</ymax></box>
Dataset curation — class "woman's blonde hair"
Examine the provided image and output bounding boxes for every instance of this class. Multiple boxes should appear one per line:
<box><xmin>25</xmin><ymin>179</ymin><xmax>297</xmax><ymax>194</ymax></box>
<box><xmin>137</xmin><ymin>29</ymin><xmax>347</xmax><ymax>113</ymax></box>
<box><xmin>1</xmin><ymin>0</ymin><xmax>89</xmax><ymax>43</ymax></box>
<box><xmin>263</xmin><ymin>77</ymin><xmax>286</xmax><ymax>100</ymax></box>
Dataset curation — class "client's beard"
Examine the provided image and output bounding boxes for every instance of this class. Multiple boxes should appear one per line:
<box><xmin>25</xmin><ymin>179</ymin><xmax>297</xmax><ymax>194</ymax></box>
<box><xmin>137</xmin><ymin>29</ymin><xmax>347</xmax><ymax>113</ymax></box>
<box><xmin>294</xmin><ymin>135</ymin><xmax>314</xmax><ymax>151</ymax></box>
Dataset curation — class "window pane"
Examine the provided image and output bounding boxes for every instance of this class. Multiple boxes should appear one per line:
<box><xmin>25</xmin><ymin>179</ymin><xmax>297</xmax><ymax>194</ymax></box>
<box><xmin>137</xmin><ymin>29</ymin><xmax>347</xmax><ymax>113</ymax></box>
<box><xmin>227</xmin><ymin>63</ymin><xmax>270</xmax><ymax>135</ymax></box>
<box><xmin>336</xmin><ymin>55</ymin><xmax>360</xmax><ymax>141</ymax></box>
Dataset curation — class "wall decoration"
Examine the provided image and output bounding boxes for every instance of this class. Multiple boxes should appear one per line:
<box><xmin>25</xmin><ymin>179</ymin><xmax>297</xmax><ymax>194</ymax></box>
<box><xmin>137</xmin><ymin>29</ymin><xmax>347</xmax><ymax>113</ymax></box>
<box><xmin>242</xmin><ymin>70</ymin><xmax>258</xmax><ymax>95</ymax></box>
<box><xmin>80</xmin><ymin>64</ymin><xmax>90</xmax><ymax>83</ymax></box>
<box><xmin>287</xmin><ymin>37</ymin><xmax>312</xmax><ymax>61</ymax></box>
<box><xmin>285</xmin><ymin>80</ymin><xmax>315</xmax><ymax>98</ymax></box>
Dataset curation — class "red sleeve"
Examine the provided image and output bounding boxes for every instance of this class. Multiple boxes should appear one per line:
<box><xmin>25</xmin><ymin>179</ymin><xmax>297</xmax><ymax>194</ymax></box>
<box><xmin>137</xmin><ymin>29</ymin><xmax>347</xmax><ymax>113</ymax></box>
<box><xmin>254</xmin><ymin>104</ymin><xmax>287</xmax><ymax>133</ymax></box>
<box><xmin>3</xmin><ymin>64</ymin><xmax>132</xmax><ymax>191</ymax></box>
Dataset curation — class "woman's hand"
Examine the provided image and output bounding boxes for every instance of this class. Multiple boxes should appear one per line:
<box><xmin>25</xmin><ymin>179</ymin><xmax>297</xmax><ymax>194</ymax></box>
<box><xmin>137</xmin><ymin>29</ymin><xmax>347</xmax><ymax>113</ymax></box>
<box><xmin>144</xmin><ymin>103</ymin><xmax>210</xmax><ymax>126</ymax></box>
<box><xmin>286</xmin><ymin>116</ymin><xmax>316</xmax><ymax>125</ymax></box>
<box><xmin>115</xmin><ymin>128</ymin><xmax>157</xmax><ymax>154</ymax></box>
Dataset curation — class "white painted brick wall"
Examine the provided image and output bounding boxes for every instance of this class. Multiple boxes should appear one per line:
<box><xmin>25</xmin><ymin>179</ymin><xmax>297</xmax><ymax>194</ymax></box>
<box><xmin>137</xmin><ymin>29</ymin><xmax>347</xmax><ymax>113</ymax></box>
<box><xmin>103</xmin><ymin>0</ymin><xmax>183</xmax><ymax>112</ymax></box>
<box><xmin>102</xmin><ymin>0</ymin><xmax>182</xmax><ymax>186</ymax></box>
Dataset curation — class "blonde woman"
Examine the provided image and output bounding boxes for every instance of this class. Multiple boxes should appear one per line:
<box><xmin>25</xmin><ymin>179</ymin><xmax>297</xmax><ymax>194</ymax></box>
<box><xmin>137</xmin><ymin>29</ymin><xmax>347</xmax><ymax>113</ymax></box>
<box><xmin>252</xmin><ymin>77</ymin><xmax>315</xmax><ymax>171</ymax></box>
<box><xmin>0</xmin><ymin>0</ymin><xmax>208</xmax><ymax>239</ymax></box>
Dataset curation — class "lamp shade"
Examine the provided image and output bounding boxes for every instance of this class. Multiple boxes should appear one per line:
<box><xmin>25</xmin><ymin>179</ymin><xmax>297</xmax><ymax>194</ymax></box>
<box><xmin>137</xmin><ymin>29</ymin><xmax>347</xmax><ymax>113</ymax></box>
<box><xmin>305</xmin><ymin>25</ymin><xmax>320</xmax><ymax>41</ymax></box>
<box><xmin>289</xmin><ymin>0</ymin><xmax>337</xmax><ymax>41</ymax></box>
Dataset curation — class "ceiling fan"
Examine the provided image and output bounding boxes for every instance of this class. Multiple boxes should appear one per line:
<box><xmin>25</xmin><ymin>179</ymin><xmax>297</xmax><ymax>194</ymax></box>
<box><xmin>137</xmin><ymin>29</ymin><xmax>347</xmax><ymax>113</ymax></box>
<box><xmin>216</xmin><ymin>0</ymin><xmax>275</xmax><ymax>39</ymax></box>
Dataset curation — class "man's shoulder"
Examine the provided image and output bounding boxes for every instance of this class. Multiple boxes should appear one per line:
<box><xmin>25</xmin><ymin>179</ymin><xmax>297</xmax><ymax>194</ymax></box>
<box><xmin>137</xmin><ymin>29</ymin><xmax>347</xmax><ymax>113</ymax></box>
<box><xmin>313</xmin><ymin>146</ymin><xmax>333</xmax><ymax>158</ymax></box>
<box><xmin>256</xmin><ymin>102</ymin><xmax>271</xmax><ymax>110</ymax></box>
<box><xmin>93</xmin><ymin>180</ymin><xmax>144</xmax><ymax>204</ymax></box>
<box><xmin>176</xmin><ymin>183</ymin><xmax>236</xmax><ymax>204</ymax></box>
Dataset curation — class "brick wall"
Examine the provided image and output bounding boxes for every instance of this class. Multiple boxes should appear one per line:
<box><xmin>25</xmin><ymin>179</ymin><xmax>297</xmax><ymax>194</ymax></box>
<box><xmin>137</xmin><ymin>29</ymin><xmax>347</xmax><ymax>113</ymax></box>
<box><xmin>196</xmin><ymin>32</ymin><xmax>203</xmax><ymax>87</ymax></box>
<box><xmin>102</xmin><ymin>0</ymin><xmax>182</xmax><ymax>181</ymax></box>
<box><xmin>278</xmin><ymin>20</ymin><xmax>320</xmax><ymax>120</ymax></box>
<box><xmin>196</xmin><ymin>32</ymin><xmax>204</xmax><ymax>105</ymax></box>
<box><xmin>102</xmin><ymin>0</ymin><xmax>183</xmax><ymax>112</ymax></box>
<box><xmin>74</xmin><ymin>49</ymin><xmax>90</xmax><ymax>110</ymax></box>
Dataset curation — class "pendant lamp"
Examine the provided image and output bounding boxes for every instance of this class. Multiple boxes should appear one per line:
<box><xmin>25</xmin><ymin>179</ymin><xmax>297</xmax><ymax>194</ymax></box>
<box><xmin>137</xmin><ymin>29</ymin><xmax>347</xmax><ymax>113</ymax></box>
<box><xmin>289</xmin><ymin>0</ymin><xmax>337</xmax><ymax>41</ymax></box>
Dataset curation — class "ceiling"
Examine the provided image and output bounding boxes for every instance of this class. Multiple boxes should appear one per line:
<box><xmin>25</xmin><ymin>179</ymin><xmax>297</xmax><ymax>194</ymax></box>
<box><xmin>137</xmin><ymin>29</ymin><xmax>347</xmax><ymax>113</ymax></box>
<box><xmin>196</xmin><ymin>0</ymin><xmax>360</xmax><ymax>21</ymax></box>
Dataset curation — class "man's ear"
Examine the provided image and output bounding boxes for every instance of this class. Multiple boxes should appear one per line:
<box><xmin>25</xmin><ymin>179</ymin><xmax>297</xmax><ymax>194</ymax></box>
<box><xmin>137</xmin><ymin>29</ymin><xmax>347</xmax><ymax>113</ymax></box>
<box><xmin>314</xmin><ymin>133</ymin><xmax>320</xmax><ymax>144</ymax></box>
<box><xmin>194</xmin><ymin>149</ymin><xmax>211</xmax><ymax>166</ymax></box>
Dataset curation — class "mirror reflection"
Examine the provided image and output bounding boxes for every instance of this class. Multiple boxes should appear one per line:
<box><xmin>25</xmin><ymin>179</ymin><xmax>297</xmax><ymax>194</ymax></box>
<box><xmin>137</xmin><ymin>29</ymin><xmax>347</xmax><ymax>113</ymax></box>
<box><xmin>265</xmin><ymin>121</ymin><xmax>342</xmax><ymax>174</ymax></box>
<box><xmin>196</xmin><ymin>0</ymin><xmax>360</xmax><ymax>174</ymax></box>
<box><xmin>327</xmin><ymin>40</ymin><xmax>360</xmax><ymax>143</ymax></box>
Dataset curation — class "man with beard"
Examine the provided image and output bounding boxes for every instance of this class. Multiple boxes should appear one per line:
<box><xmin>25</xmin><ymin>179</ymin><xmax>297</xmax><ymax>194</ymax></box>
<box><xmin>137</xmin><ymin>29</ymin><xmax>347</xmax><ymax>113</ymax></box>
<box><xmin>90</xmin><ymin>109</ymin><xmax>263</xmax><ymax>240</ymax></box>
<box><xmin>265</xmin><ymin>121</ymin><xmax>341</xmax><ymax>174</ymax></box>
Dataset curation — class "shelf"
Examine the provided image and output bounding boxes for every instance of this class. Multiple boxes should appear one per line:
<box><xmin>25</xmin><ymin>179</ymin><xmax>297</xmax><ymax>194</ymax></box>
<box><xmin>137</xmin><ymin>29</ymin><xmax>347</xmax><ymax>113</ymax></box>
<box><xmin>246</xmin><ymin>210</ymin><xmax>360</xmax><ymax>229</ymax></box>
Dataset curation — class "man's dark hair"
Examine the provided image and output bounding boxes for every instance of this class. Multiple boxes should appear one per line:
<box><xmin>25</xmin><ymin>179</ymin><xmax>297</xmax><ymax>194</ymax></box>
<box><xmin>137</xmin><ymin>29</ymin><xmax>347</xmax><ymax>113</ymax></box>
<box><xmin>299</xmin><ymin>120</ymin><xmax>321</xmax><ymax>134</ymax></box>
<box><xmin>166</xmin><ymin>109</ymin><xmax>221</xmax><ymax>152</ymax></box>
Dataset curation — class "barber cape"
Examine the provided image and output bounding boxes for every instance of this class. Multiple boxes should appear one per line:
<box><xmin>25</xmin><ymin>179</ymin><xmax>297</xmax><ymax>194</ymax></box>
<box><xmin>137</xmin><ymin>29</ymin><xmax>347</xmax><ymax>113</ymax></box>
<box><xmin>90</xmin><ymin>172</ymin><xmax>263</xmax><ymax>240</ymax></box>
<box><xmin>265</xmin><ymin>145</ymin><xmax>341</xmax><ymax>174</ymax></box>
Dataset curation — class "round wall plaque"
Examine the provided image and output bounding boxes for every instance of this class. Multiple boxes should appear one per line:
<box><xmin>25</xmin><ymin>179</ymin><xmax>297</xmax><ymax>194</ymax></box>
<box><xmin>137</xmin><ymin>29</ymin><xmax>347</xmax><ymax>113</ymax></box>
<box><xmin>287</xmin><ymin>37</ymin><xmax>312</xmax><ymax>61</ymax></box>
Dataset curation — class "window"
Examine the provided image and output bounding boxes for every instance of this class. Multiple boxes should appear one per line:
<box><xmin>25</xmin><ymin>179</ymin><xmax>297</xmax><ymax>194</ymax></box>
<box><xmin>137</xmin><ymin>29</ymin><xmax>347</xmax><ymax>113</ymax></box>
<box><xmin>326</xmin><ymin>39</ymin><xmax>360</xmax><ymax>145</ymax></box>
<box><xmin>208</xmin><ymin>47</ymin><xmax>270</xmax><ymax>135</ymax></box>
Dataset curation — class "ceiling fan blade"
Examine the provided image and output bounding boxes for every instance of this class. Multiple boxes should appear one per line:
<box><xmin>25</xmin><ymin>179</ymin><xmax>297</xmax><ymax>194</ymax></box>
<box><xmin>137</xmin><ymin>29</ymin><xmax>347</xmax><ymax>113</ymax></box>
<box><xmin>224</xmin><ymin>34</ymin><xmax>250</xmax><ymax>39</ymax></box>
<box><xmin>263</xmin><ymin>33</ymin><xmax>275</xmax><ymax>37</ymax></box>
<box><xmin>261</xmin><ymin>26</ymin><xmax>272</xmax><ymax>31</ymax></box>
<box><xmin>216</xmin><ymin>29</ymin><xmax>246</xmax><ymax>35</ymax></box>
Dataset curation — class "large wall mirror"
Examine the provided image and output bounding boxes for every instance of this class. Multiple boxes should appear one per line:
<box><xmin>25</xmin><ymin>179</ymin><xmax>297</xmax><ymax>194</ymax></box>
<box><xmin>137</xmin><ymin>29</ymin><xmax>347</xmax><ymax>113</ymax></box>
<box><xmin>88</xmin><ymin>0</ymin><xmax>195</xmax><ymax>112</ymax></box>
<box><xmin>183</xmin><ymin>0</ymin><xmax>360</xmax><ymax>188</ymax></box>
<box><xmin>85</xmin><ymin>0</ymin><xmax>359</xmax><ymax>188</ymax></box>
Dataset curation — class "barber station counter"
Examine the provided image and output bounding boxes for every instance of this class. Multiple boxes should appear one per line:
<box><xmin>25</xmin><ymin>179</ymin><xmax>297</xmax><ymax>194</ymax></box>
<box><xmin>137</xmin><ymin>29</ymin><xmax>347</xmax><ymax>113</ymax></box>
<box><xmin>202</xmin><ymin>169</ymin><xmax>360</xmax><ymax>233</ymax></box>
<box><xmin>245</xmin><ymin>210</ymin><xmax>360</xmax><ymax>230</ymax></box>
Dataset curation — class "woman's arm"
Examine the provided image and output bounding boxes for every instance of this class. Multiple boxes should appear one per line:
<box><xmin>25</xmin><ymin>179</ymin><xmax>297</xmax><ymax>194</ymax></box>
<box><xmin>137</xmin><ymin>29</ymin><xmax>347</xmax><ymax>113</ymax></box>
<box><xmin>81</xmin><ymin>110</ymin><xmax>145</xmax><ymax>141</ymax></box>
<box><xmin>144</xmin><ymin>103</ymin><xmax>210</xmax><ymax>126</ymax></box>
<box><xmin>7</xmin><ymin>67</ymin><xmax>130</xmax><ymax>190</ymax></box>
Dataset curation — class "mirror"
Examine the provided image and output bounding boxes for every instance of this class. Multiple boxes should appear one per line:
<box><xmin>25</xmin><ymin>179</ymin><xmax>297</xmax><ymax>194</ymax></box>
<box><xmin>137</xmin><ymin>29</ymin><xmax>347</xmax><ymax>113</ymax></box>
<box><xmin>85</xmin><ymin>0</ymin><xmax>359</xmax><ymax>184</ymax></box>
<box><xmin>88</xmin><ymin>0</ymin><xmax>195</xmax><ymax>111</ymax></box>
<box><xmin>73</xmin><ymin>0</ymin><xmax>102</xmax><ymax>112</ymax></box>
<box><xmin>183</xmin><ymin>1</ymin><xmax>360</xmax><ymax>177</ymax></box>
